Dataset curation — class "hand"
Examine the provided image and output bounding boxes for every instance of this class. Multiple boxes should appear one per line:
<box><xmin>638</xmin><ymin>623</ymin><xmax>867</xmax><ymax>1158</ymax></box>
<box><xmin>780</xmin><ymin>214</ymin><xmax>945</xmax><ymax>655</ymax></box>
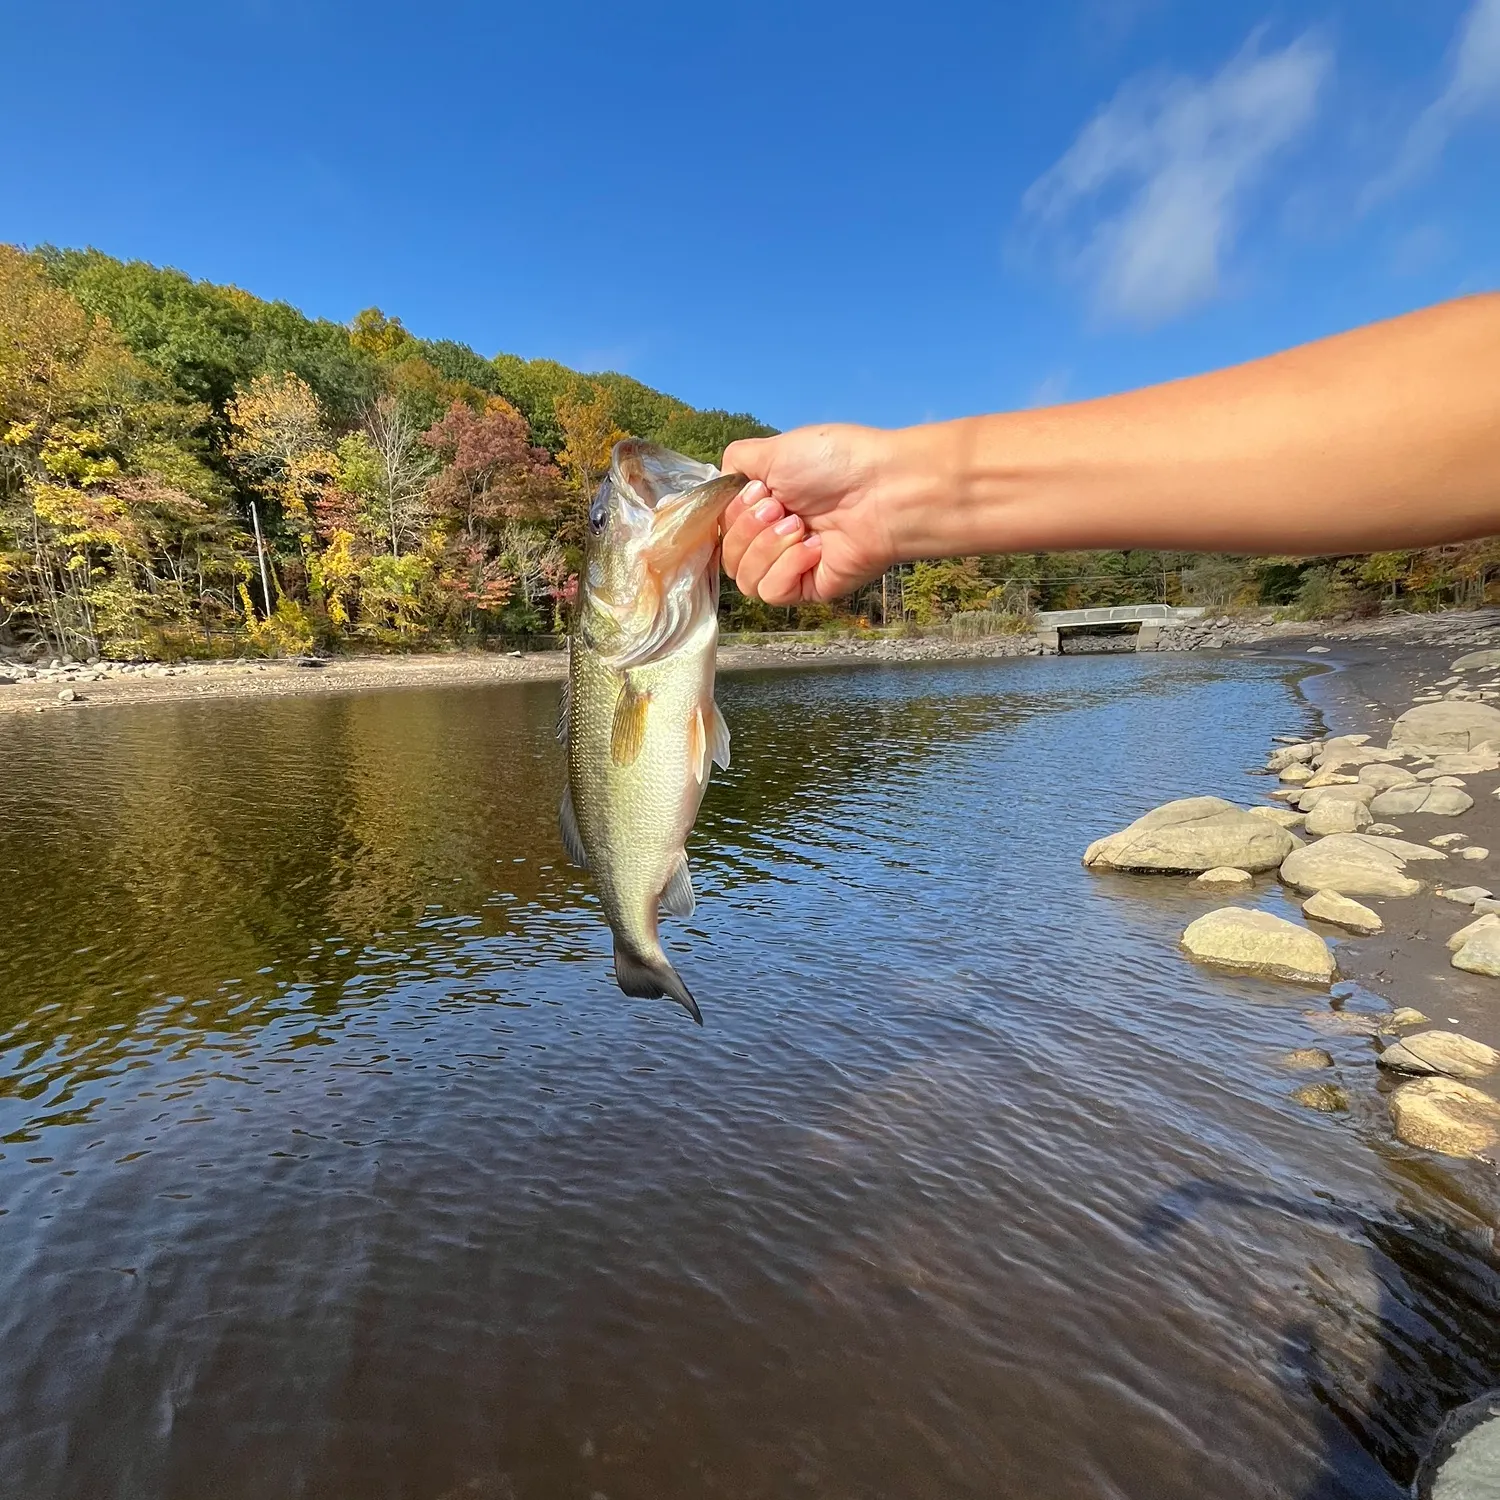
<box><xmin>719</xmin><ymin>424</ymin><xmax>902</xmax><ymax>604</ymax></box>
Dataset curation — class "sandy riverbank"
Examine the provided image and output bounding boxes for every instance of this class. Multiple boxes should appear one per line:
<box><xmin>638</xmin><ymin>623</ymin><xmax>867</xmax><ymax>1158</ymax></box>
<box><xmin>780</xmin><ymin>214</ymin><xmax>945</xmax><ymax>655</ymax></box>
<box><xmin>1295</xmin><ymin>639</ymin><xmax>1500</xmax><ymax>1062</ymax></box>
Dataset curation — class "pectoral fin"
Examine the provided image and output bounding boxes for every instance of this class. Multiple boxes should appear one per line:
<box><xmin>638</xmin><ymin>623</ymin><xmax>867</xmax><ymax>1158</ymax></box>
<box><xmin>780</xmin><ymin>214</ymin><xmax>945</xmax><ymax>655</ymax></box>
<box><xmin>558</xmin><ymin>784</ymin><xmax>589</xmax><ymax>869</ymax></box>
<box><xmin>688</xmin><ymin>704</ymin><xmax>707</xmax><ymax>784</ymax></box>
<box><xmin>659</xmin><ymin>853</ymin><xmax>695</xmax><ymax>918</ymax></box>
<box><xmin>611</xmin><ymin>677</ymin><xmax>651</xmax><ymax>767</ymax></box>
<box><xmin>708</xmin><ymin>699</ymin><xmax>731</xmax><ymax>769</ymax></box>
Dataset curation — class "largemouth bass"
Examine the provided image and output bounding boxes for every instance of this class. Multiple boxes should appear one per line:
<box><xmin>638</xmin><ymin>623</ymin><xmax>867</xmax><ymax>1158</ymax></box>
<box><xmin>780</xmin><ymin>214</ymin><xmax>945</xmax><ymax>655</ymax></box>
<box><xmin>558</xmin><ymin>440</ymin><xmax>744</xmax><ymax>1023</ymax></box>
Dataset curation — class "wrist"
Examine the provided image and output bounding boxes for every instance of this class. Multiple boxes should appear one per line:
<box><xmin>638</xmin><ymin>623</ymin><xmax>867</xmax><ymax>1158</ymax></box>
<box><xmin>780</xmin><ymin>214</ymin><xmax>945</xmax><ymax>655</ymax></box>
<box><xmin>872</xmin><ymin>418</ymin><xmax>995</xmax><ymax>564</ymax></box>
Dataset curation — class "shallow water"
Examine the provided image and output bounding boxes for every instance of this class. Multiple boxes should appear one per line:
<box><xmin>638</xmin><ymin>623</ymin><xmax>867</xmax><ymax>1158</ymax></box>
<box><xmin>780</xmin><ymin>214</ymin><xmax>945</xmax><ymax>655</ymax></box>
<box><xmin>2</xmin><ymin>654</ymin><xmax>1498</xmax><ymax>1500</ymax></box>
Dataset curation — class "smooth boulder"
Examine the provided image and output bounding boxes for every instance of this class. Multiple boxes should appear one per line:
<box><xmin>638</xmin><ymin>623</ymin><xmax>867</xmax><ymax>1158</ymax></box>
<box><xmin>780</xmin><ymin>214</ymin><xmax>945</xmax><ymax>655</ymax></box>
<box><xmin>1388</xmin><ymin>701</ymin><xmax>1500</xmax><ymax>753</ymax></box>
<box><xmin>1447</xmin><ymin>913</ymin><xmax>1500</xmax><ymax>952</ymax></box>
<box><xmin>1369</xmin><ymin>785</ymin><xmax>1475</xmax><ymax>818</ymax></box>
<box><xmin>1389</xmin><ymin>1077</ymin><xmax>1500</xmax><ymax>1156</ymax></box>
<box><xmin>1452</xmin><ymin>924</ymin><xmax>1500</xmax><ymax>977</ymax></box>
<box><xmin>1279</xmin><ymin>834</ymin><xmax>1426</xmax><ymax>899</ymax></box>
<box><xmin>1451</xmin><ymin>649</ymin><xmax>1500</xmax><ymax>671</ymax></box>
<box><xmin>1358</xmin><ymin>764</ymin><xmax>1420</xmax><ymax>793</ymax></box>
<box><xmin>1304</xmin><ymin>798</ymin><xmax>1372</xmax><ymax>836</ymax></box>
<box><xmin>1084</xmin><ymin>797</ymin><xmax>1296</xmax><ymax>874</ymax></box>
<box><xmin>1180</xmin><ymin>907</ymin><xmax>1335</xmax><ymax>984</ymax></box>
<box><xmin>1377</xmin><ymin>1031</ymin><xmax>1500</xmax><ymax>1080</ymax></box>
<box><xmin>1196</xmin><ymin>866</ymin><xmax>1253</xmax><ymax>888</ymax></box>
<box><xmin>1302</xmin><ymin>889</ymin><xmax>1383</xmax><ymax>934</ymax></box>
<box><xmin>1247</xmin><ymin>805</ymin><xmax>1305</xmax><ymax>830</ymax></box>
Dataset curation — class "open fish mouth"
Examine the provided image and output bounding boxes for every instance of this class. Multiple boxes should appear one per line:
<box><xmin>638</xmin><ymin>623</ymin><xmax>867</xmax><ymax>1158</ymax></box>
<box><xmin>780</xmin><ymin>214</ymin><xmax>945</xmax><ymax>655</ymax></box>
<box><xmin>596</xmin><ymin>442</ymin><xmax>746</xmax><ymax>670</ymax></box>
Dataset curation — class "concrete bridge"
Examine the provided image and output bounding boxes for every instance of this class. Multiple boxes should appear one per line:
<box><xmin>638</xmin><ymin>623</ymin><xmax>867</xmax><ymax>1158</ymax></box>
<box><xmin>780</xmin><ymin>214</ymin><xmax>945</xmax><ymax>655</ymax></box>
<box><xmin>1034</xmin><ymin>604</ymin><xmax>1206</xmax><ymax>653</ymax></box>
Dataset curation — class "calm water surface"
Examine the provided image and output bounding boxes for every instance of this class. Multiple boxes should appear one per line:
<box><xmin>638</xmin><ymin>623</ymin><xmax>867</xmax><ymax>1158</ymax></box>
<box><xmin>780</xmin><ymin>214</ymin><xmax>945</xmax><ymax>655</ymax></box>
<box><xmin>2</xmin><ymin>654</ymin><xmax>1499</xmax><ymax>1500</ymax></box>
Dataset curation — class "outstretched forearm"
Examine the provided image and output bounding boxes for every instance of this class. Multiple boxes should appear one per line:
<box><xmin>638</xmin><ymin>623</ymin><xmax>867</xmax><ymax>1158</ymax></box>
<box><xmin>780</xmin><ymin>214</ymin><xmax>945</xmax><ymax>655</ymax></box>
<box><xmin>885</xmin><ymin>293</ymin><xmax>1500</xmax><ymax>561</ymax></box>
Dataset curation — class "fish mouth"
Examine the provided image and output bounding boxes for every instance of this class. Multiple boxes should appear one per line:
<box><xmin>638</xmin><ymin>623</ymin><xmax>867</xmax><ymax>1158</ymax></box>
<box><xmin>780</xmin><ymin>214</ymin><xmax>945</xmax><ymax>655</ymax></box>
<box><xmin>592</xmin><ymin>441</ymin><xmax>746</xmax><ymax>670</ymax></box>
<box><xmin>613</xmin><ymin>439</ymin><xmax>718</xmax><ymax>511</ymax></box>
<box><xmin>647</xmin><ymin>470</ymin><xmax>746</xmax><ymax>560</ymax></box>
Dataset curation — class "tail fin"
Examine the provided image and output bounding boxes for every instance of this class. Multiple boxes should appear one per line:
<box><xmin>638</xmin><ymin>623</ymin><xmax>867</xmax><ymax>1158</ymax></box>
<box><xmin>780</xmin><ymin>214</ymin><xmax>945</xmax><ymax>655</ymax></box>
<box><xmin>613</xmin><ymin>945</ymin><xmax>703</xmax><ymax>1025</ymax></box>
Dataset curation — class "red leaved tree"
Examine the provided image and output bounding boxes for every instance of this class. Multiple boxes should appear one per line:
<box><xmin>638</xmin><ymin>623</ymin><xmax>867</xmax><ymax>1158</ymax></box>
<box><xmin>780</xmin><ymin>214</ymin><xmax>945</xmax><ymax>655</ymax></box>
<box><xmin>421</xmin><ymin>398</ymin><xmax>560</xmax><ymax>634</ymax></box>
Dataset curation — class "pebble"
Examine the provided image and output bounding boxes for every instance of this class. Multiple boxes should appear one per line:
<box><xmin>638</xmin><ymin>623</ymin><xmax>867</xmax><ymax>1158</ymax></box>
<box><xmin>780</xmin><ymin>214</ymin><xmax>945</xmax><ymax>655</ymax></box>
<box><xmin>1462</xmin><ymin>846</ymin><xmax>1490</xmax><ymax>861</ymax></box>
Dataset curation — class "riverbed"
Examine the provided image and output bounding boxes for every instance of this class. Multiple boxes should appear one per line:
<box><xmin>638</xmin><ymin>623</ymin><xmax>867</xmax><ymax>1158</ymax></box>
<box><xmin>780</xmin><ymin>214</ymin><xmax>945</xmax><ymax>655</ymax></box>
<box><xmin>2</xmin><ymin>652</ymin><xmax>1498</xmax><ymax>1499</ymax></box>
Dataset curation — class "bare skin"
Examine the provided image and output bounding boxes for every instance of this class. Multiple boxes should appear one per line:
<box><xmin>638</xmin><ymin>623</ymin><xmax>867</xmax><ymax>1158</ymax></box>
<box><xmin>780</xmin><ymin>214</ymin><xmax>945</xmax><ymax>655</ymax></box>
<box><xmin>720</xmin><ymin>293</ymin><xmax>1500</xmax><ymax>604</ymax></box>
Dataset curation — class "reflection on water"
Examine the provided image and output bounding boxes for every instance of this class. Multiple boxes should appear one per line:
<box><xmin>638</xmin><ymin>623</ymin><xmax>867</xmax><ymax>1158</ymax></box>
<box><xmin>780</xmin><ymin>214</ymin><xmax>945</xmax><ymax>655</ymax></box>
<box><xmin>1</xmin><ymin>654</ymin><xmax>1497</xmax><ymax>1499</ymax></box>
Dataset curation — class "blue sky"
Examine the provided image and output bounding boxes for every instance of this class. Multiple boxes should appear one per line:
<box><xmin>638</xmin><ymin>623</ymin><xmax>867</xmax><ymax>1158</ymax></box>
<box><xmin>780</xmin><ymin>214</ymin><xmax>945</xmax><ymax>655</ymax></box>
<box><xmin>4</xmin><ymin>0</ymin><xmax>1498</xmax><ymax>433</ymax></box>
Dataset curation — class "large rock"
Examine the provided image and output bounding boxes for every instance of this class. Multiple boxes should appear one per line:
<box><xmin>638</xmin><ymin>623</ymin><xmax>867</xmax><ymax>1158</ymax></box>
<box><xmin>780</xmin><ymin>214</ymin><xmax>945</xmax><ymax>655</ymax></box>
<box><xmin>1452</xmin><ymin>924</ymin><xmax>1500</xmax><ymax>977</ymax></box>
<box><xmin>1084</xmin><ymin>797</ymin><xmax>1296</xmax><ymax>874</ymax></box>
<box><xmin>1266</xmin><ymin>744</ymin><xmax>1315</xmax><ymax>772</ymax></box>
<box><xmin>1428</xmin><ymin>749</ymin><xmax>1500</xmax><ymax>775</ymax></box>
<box><xmin>1180</xmin><ymin>907</ymin><xmax>1335</xmax><ymax>983</ymax></box>
<box><xmin>1369</xmin><ymin>785</ymin><xmax>1475</xmax><ymax>818</ymax></box>
<box><xmin>1452</xmin><ymin>649</ymin><xmax>1500</xmax><ymax>671</ymax></box>
<box><xmin>1297</xmin><ymin>784</ymin><xmax>1378</xmax><ymax>810</ymax></box>
<box><xmin>1389</xmin><ymin>1077</ymin><xmax>1500</xmax><ymax>1156</ymax></box>
<box><xmin>1359</xmin><ymin>835</ymin><xmax>1448</xmax><ymax>861</ymax></box>
<box><xmin>1377</xmin><ymin>1031</ymin><xmax>1500</xmax><ymax>1080</ymax></box>
<box><xmin>1279</xmin><ymin>763</ymin><xmax>1314</xmax><ymax>786</ymax></box>
<box><xmin>1279</xmin><ymin>834</ymin><xmax>1426</xmax><ymax>899</ymax></box>
<box><xmin>1388</xmin><ymin>700</ymin><xmax>1500</xmax><ymax>753</ymax></box>
<box><xmin>1446</xmin><ymin>913</ymin><xmax>1500</xmax><ymax>951</ymax></box>
<box><xmin>1302</xmin><ymin>889</ymin><xmax>1383</xmax><ymax>934</ymax></box>
<box><xmin>1247</xmin><ymin>805</ymin><xmax>1305</xmax><ymax>829</ymax></box>
<box><xmin>1439</xmin><ymin>885</ymin><xmax>1493</xmax><ymax>906</ymax></box>
<box><xmin>1304</xmin><ymin>798</ymin><xmax>1372</xmax><ymax>835</ymax></box>
<box><xmin>1358</xmin><ymin>764</ymin><xmax>1420</xmax><ymax>793</ymax></box>
<box><xmin>1196</xmin><ymin>866</ymin><xmax>1253</xmax><ymax>888</ymax></box>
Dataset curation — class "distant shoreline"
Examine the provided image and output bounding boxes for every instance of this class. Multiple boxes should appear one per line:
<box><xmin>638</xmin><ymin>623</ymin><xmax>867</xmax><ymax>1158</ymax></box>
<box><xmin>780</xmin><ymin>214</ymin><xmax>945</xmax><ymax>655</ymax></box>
<box><xmin>2</xmin><ymin>607</ymin><xmax>1498</xmax><ymax>715</ymax></box>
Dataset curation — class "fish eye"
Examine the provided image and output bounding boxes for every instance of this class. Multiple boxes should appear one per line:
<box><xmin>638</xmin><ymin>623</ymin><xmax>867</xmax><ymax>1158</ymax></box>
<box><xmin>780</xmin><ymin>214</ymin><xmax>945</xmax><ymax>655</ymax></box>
<box><xmin>588</xmin><ymin>482</ymin><xmax>610</xmax><ymax>536</ymax></box>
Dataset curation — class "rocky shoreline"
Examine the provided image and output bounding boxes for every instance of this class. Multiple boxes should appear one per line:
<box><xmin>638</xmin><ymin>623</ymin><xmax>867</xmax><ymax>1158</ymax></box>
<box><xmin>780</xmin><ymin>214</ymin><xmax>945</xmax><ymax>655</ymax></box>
<box><xmin>1083</xmin><ymin>619</ymin><xmax>1500</xmax><ymax>1161</ymax></box>
<box><xmin>6</xmin><ymin>605</ymin><xmax>1500</xmax><ymax>715</ymax></box>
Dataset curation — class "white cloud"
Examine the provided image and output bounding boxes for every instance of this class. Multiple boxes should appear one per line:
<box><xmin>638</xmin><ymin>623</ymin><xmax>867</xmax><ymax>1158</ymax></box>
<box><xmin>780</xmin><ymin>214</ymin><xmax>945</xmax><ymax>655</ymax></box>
<box><xmin>1022</xmin><ymin>33</ymin><xmax>1330</xmax><ymax>325</ymax></box>
<box><xmin>1366</xmin><ymin>0</ymin><xmax>1500</xmax><ymax>204</ymax></box>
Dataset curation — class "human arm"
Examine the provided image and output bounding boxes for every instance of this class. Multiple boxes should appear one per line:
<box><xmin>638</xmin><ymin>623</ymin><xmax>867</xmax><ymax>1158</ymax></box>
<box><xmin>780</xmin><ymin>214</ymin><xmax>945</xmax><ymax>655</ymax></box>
<box><xmin>720</xmin><ymin>293</ymin><xmax>1500</xmax><ymax>604</ymax></box>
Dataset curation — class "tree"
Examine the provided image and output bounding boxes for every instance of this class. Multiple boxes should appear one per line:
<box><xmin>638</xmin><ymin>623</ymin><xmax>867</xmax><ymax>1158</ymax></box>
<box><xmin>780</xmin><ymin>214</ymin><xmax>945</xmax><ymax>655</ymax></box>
<box><xmin>337</xmin><ymin>395</ymin><xmax>435</xmax><ymax>559</ymax></box>
<box><xmin>554</xmin><ymin>383</ymin><xmax>624</xmax><ymax>543</ymax></box>
<box><xmin>224</xmin><ymin>372</ymin><xmax>335</xmax><ymax>553</ymax></box>
<box><xmin>422</xmin><ymin>397</ymin><xmax>560</xmax><ymax>633</ymax></box>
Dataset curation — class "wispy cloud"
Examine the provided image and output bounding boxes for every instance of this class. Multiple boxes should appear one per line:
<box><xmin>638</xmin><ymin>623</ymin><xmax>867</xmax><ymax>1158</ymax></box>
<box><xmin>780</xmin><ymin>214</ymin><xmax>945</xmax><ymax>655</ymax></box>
<box><xmin>1021</xmin><ymin>32</ymin><xmax>1330</xmax><ymax>326</ymax></box>
<box><xmin>1366</xmin><ymin>0</ymin><xmax>1500</xmax><ymax>204</ymax></box>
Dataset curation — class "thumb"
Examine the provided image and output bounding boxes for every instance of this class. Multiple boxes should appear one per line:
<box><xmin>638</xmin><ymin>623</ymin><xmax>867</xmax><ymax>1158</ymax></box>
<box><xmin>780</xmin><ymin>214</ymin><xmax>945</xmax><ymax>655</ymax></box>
<box><xmin>722</xmin><ymin>435</ymin><xmax>775</xmax><ymax>482</ymax></box>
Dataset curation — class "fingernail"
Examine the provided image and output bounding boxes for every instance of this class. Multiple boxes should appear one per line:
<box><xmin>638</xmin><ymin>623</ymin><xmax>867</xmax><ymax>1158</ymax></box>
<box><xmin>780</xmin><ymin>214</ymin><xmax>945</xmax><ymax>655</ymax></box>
<box><xmin>754</xmin><ymin>499</ymin><xmax>782</xmax><ymax>523</ymax></box>
<box><xmin>802</xmin><ymin>532</ymin><xmax>823</xmax><ymax>549</ymax></box>
<box><xmin>773</xmin><ymin>515</ymin><xmax>802</xmax><ymax>536</ymax></box>
<box><xmin>738</xmin><ymin>480</ymin><xmax>768</xmax><ymax>507</ymax></box>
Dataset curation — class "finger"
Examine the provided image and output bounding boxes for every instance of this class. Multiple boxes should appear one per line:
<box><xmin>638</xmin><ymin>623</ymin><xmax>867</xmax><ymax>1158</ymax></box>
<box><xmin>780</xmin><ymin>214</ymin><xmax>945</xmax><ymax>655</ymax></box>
<box><xmin>720</xmin><ymin>479</ymin><xmax>768</xmax><ymax>540</ymax></box>
<box><xmin>734</xmin><ymin>512</ymin><xmax>807</xmax><ymax>598</ymax></box>
<box><xmin>722</xmin><ymin>495</ymin><xmax>784</xmax><ymax>579</ymax></box>
<box><xmin>722</xmin><ymin>436</ymin><xmax>773</xmax><ymax>480</ymax></box>
<box><xmin>757</xmin><ymin>533</ymin><xmax>824</xmax><ymax>606</ymax></box>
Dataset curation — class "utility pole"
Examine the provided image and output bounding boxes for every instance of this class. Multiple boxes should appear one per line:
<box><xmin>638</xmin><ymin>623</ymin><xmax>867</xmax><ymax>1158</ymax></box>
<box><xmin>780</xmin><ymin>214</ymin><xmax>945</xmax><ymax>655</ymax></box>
<box><xmin>249</xmin><ymin>501</ymin><xmax>273</xmax><ymax>618</ymax></box>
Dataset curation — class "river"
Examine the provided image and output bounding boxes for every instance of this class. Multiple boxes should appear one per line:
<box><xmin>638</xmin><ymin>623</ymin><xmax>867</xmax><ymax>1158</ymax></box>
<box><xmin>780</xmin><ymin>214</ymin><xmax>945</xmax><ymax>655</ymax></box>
<box><xmin>2</xmin><ymin>653</ymin><xmax>1498</xmax><ymax>1499</ymax></box>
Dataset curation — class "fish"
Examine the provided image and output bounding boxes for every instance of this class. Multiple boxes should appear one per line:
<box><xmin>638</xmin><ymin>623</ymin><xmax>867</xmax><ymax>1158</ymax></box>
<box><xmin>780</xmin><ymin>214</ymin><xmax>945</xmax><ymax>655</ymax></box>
<box><xmin>557</xmin><ymin>439</ymin><xmax>744</xmax><ymax>1023</ymax></box>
